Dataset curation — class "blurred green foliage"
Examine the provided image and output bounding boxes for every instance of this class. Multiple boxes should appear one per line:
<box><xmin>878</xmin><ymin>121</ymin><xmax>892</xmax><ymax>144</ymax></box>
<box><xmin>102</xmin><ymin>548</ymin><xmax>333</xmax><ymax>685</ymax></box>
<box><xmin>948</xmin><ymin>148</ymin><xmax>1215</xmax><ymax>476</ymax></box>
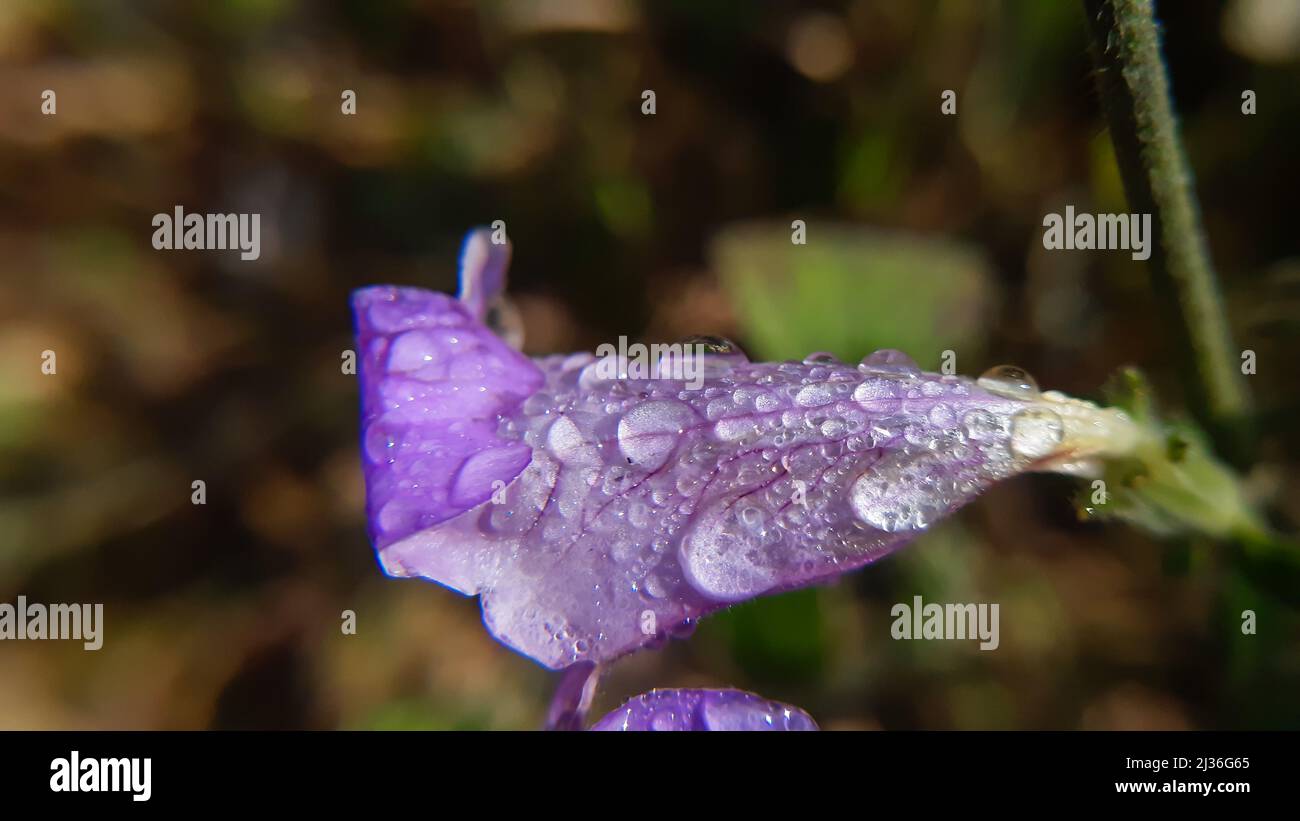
<box><xmin>712</xmin><ymin>222</ymin><xmax>993</xmax><ymax>367</ymax></box>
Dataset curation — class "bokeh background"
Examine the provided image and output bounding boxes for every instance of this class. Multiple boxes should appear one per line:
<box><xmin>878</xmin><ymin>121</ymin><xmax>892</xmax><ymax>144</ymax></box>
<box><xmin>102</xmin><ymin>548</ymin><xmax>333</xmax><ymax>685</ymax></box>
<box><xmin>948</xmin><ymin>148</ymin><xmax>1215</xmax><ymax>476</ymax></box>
<box><xmin>2</xmin><ymin>0</ymin><xmax>1298</xmax><ymax>730</ymax></box>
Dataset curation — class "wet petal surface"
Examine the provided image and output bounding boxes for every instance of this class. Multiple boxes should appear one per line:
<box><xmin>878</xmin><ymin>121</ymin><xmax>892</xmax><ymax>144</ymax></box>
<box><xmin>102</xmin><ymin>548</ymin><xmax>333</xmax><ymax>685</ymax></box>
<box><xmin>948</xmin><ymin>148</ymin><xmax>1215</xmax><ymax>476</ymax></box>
<box><xmin>355</xmin><ymin>231</ymin><xmax>1133</xmax><ymax>670</ymax></box>
<box><xmin>589</xmin><ymin>688</ymin><xmax>817</xmax><ymax>731</ymax></box>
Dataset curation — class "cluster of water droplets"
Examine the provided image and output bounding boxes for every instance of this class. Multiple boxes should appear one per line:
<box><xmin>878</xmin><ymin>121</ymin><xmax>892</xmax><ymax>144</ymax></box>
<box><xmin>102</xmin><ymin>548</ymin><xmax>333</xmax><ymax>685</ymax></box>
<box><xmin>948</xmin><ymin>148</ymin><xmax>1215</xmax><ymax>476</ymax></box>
<box><xmin>479</xmin><ymin>341</ymin><xmax>1055</xmax><ymax>666</ymax></box>
<box><xmin>977</xmin><ymin>364</ymin><xmax>1065</xmax><ymax>461</ymax></box>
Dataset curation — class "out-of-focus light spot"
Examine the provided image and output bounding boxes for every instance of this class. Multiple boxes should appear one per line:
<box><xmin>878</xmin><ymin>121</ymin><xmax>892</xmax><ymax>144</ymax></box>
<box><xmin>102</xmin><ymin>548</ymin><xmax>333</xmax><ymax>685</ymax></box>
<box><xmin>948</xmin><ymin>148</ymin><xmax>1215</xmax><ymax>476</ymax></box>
<box><xmin>1224</xmin><ymin>0</ymin><xmax>1300</xmax><ymax>63</ymax></box>
<box><xmin>786</xmin><ymin>13</ymin><xmax>854</xmax><ymax>82</ymax></box>
<box><xmin>501</xmin><ymin>0</ymin><xmax>638</xmax><ymax>35</ymax></box>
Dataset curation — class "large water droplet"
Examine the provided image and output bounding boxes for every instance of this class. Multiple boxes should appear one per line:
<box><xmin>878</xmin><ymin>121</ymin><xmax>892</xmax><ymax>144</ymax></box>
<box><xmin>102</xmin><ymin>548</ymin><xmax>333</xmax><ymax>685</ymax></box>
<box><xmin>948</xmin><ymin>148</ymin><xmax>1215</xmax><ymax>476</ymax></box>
<box><xmin>820</xmin><ymin>418</ymin><xmax>847</xmax><ymax>438</ymax></box>
<box><xmin>1009</xmin><ymin>407</ymin><xmax>1064</xmax><ymax>459</ymax></box>
<box><xmin>977</xmin><ymin>365</ymin><xmax>1040</xmax><ymax>400</ymax></box>
<box><xmin>713</xmin><ymin>416</ymin><xmax>757</xmax><ymax>442</ymax></box>
<box><xmin>617</xmin><ymin>400</ymin><xmax>695</xmax><ymax>471</ymax></box>
<box><xmin>859</xmin><ymin>349</ymin><xmax>920</xmax><ymax>375</ymax></box>
<box><xmin>849</xmin><ymin>466</ymin><xmax>936</xmax><ymax>532</ymax></box>
<box><xmin>962</xmin><ymin>409</ymin><xmax>1003</xmax><ymax>441</ymax></box>
<box><xmin>547</xmin><ymin>415</ymin><xmax>600</xmax><ymax>465</ymax></box>
<box><xmin>794</xmin><ymin>384</ymin><xmax>833</xmax><ymax>407</ymax></box>
<box><xmin>679</xmin><ymin>502</ymin><xmax>778</xmax><ymax>601</ymax></box>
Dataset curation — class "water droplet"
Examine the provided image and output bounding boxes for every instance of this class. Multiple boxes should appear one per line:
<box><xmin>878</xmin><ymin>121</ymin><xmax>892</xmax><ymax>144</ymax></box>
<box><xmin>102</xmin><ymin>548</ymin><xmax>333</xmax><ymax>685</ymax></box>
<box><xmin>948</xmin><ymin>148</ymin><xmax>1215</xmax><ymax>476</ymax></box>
<box><xmin>977</xmin><ymin>365</ymin><xmax>1040</xmax><ymax>400</ymax></box>
<box><xmin>794</xmin><ymin>384</ymin><xmax>833</xmax><ymax>407</ymax></box>
<box><xmin>713</xmin><ymin>416</ymin><xmax>756</xmax><ymax>442</ymax></box>
<box><xmin>963</xmin><ymin>409</ymin><xmax>1002</xmax><ymax>441</ymax></box>
<box><xmin>802</xmin><ymin>351</ymin><xmax>840</xmax><ymax>365</ymax></box>
<box><xmin>678</xmin><ymin>335</ymin><xmax>745</xmax><ymax>357</ymax></box>
<box><xmin>617</xmin><ymin>400</ymin><xmax>694</xmax><ymax>471</ymax></box>
<box><xmin>547</xmin><ymin>415</ymin><xmax>599</xmax><ymax>465</ymax></box>
<box><xmin>1009</xmin><ymin>407</ymin><xmax>1064</xmax><ymax>459</ymax></box>
<box><xmin>820</xmin><ymin>418</ymin><xmax>846</xmax><ymax>438</ymax></box>
<box><xmin>849</xmin><ymin>469</ymin><xmax>933</xmax><ymax>533</ymax></box>
<box><xmin>679</xmin><ymin>502</ymin><xmax>779</xmax><ymax>601</ymax></box>
<box><xmin>859</xmin><ymin>349</ymin><xmax>920</xmax><ymax>375</ymax></box>
<box><xmin>928</xmin><ymin>403</ymin><xmax>955</xmax><ymax>428</ymax></box>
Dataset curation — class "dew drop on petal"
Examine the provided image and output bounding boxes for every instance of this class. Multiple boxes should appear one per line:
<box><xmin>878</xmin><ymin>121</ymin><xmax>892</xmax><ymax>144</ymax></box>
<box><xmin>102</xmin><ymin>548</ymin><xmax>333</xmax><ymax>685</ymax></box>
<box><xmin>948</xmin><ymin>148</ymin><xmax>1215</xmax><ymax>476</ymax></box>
<box><xmin>820</xmin><ymin>418</ymin><xmax>846</xmax><ymax>438</ymax></box>
<box><xmin>963</xmin><ymin>409</ymin><xmax>1002</xmax><ymax>441</ymax></box>
<box><xmin>617</xmin><ymin>400</ymin><xmax>694</xmax><ymax>471</ymax></box>
<box><xmin>679</xmin><ymin>503</ymin><xmax>778</xmax><ymax>601</ymax></box>
<box><xmin>677</xmin><ymin>335</ymin><xmax>746</xmax><ymax>357</ymax></box>
<box><xmin>547</xmin><ymin>415</ymin><xmax>599</xmax><ymax>465</ymax></box>
<box><xmin>1009</xmin><ymin>407</ymin><xmax>1064</xmax><ymax>459</ymax></box>
<box><xmin>849</xmin><ymin>470</ymin><xmax>931</xmax><ymax>532</ymax></box>
<box><xmin>858</xmin><ymin>348</ymin><xmax>920</xmax><ymax>374</ymax></box>
<box><xmin>977</xmin><ymin>364</ymin><xmax>1040</xmax><ymax>400</ymax></box>
<box><xmin>802</xmin><ymin>351</ymin><xmax>840</xmax><ymax>365</ymax></box>
<box><xmin>928</xmin><ymin>403</ymin><xmax>955</xmax><ymax>428</ymax></box>
<box><xmin>794</xmin><ymin>384</ymin><xmax>833</xmax><ymax>407</ymax></box>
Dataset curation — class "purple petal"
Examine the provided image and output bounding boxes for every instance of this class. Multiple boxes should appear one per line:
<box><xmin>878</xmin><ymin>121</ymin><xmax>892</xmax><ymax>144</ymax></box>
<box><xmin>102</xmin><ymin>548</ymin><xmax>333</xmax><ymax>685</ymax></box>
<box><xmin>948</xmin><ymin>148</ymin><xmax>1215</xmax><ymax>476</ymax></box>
<box><xmin>589</xmin><ymin>688</ymin><xmax>817</xmax><ymax>731</ymax></box>
<box><xmin>354</xmin><ymin>232</ymin><xmax>1093</xmax><ymax>670</ymax></box>
<box><xmin>352</xmin><ymin>283</ymin><xmax>543</xmax><ymax>551</ymax></box>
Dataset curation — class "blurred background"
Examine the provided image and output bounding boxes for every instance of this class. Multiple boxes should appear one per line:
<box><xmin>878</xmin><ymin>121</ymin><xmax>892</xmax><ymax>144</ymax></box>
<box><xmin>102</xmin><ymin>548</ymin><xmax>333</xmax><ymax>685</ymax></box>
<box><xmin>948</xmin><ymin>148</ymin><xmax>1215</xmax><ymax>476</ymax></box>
<box><xmin>1</xmin><ymin>0</ymin><xmax>1298</xmax><ymax>730</ymax></box>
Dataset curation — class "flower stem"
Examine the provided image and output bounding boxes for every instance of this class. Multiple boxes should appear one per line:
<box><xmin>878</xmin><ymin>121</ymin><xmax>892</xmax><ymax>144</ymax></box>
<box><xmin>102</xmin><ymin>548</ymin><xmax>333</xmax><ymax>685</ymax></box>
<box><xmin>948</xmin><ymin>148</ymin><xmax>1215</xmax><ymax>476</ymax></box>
<box><xmin>1081</xmin><ymin>0</ymin><xmax>1253</xmax><ymax>462</ymax></box>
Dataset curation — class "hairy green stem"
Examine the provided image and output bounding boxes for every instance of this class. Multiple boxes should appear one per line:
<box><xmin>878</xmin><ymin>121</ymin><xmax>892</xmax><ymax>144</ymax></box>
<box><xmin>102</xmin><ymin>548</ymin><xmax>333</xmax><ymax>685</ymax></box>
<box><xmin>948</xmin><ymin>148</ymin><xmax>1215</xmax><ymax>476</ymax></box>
<box><xmin>1081</xmin><ymin>0</ymin><xmax>1253</xmax><ymax>462</ymax></box>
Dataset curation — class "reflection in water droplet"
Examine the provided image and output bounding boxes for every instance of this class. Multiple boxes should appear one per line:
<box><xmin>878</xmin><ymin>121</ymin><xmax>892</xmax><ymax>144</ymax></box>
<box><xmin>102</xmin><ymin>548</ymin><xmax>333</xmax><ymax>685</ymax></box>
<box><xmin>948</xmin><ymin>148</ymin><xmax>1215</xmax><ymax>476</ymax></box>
<box><xmin>858</xmin><ymin>349</ymin><xmax>920</xmax><ymax>374</ymax></box>
<box><xmin>617</xmin><ymin>400</ymin><xmax>694</xmax><ymax>471</ymax></box>
<box><xmin>1009</xmin><ymin>407</ymin><xmax>1063</xmax><ymax>459</ymax></box>
<box><xmin>794</xmin><ymin>384</ymin><xmax>833</xmax><ymax>407</ymax></box>
<box><xmin>977</xmin><ymin>365</ymin><xmax>1040</xmax><ymax>400</ymax></box>
<box><xmin>802</xmin><ymin>351</ymin><xmax>840</xmax><ymax>365</ymax></box>
<box><xmin>962</xmin><ymin>409</ymin><xmax>1002</xmax><ymax>441</ymax></box>
<box><xmin>680</xmin><ymin>501</ymin><xmax>779</xmax><ymax>601</ymax></box>
<box><xmin>849</xmin><ymin>470</ymin><xmax>931</xmax><ymax>533</ymax></box>
<box><xmin>739</xmin><ymin>506</ymin><xmax>764</xmax><ymax>530</ymax></box>
<box><xmin>547</xmin><ymin>415</ymin><xmax>599</xmax><ymax>465</ymax></box>
<box><xmin>820</xmin><ymin>418</ymin><xmax>846</xmax><ymax>438</ymax></box>
<box><xmin>678</xmin><ymin>335</ymin><xmax>745</xmax><ymax>357</ymax></box>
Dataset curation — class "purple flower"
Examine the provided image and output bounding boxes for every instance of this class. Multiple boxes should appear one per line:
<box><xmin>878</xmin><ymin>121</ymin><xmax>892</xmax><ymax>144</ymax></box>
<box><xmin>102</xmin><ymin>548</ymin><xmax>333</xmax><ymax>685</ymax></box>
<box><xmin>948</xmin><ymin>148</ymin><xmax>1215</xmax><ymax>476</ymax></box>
<box><xmin>353</xmin><ymin>228</ymin><xmax>1134</xmax><ymax>671</ymax></box>
<box><xmin>589</xmin><ymin>688</ymin><xmax>817</xmax><ymax>731</ymax></box>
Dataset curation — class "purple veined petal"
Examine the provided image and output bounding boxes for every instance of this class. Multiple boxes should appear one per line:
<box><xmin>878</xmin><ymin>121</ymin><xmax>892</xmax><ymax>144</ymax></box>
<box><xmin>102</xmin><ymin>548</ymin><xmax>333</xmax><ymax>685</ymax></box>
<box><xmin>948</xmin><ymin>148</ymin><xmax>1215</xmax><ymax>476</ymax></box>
<box><xmin>589</xmin><ymin>688</ymin><xmax>818</xmax><ymax>731</ymax></box>
<box><xmin>355</xmin><ymin>229</ymin><xmax>1141</xmax><ymax>670</ymax></box>
<box><xmin>351</xmin><ymin>279</ymin><xmax>543</xmax><ymax>553</ymax></box>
